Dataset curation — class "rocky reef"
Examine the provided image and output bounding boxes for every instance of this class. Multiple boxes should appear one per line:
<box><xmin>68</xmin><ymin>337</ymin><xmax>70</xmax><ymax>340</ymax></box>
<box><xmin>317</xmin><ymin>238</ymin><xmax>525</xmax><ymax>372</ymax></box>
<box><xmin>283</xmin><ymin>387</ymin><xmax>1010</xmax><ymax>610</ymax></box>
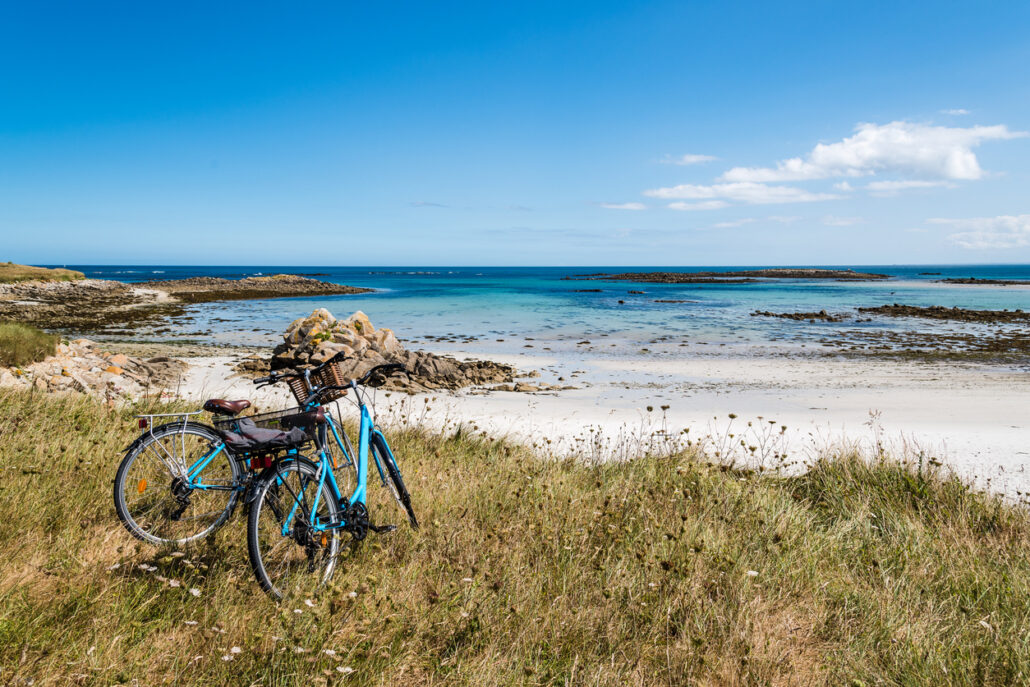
<box><xmin>141</xmin><ymin>274</ymin><xmax>371</xmax><ymax>303</ymax></box>
<box><xmin>0</xmin><ymin>339</ymin><xmax>187</xmax><ymax>401</ymax></box>
<box><xmin>565</xmin><ymin>268</ymin><xmax>890</xmax><ymax>283</ymax></box>
<box><xmin>0</xmin><ymin>274</ymin><xmax>371</xmax><ymax>334</ymax></box>
<box><xmin>750</xmin><ymin>310</ymin><xmax>852</xmax><ymax>322</ymax></box>
<box><xmin>262</xmin><ymin>309</ymin><xmax>519</xmax><ymax>392</ymax></box>
<box><xmin>857</xmin><ymin>304</ymin><xmax>1030</xmax><ymax>323</ymax></box>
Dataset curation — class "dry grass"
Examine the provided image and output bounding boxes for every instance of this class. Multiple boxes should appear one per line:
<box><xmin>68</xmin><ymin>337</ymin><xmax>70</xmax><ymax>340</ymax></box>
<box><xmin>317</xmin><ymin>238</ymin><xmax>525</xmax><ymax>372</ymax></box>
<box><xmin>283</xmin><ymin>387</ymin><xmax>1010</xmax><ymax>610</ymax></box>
<box><xmin>0</xmin><ymin>323</ymin><xmax>59</xmax><ymax>367</ymax></box>
<box><xmin>0</xmin><ymin>262</ymin><xmax>84</xmax><ymax>283</ymax></box>
<box><xmin>0</xmin><ymin>388</ymin><xmax>1028</xmax><ymax>685</ymax></box>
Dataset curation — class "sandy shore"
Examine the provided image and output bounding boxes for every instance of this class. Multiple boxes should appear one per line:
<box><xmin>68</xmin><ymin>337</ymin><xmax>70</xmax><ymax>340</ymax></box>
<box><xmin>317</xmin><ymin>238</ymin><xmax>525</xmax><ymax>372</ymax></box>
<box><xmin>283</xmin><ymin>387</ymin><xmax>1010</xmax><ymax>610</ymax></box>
<box><xmin>177</xmin><ymin>344</ymin><xmax>1030</xmax><ymax>497</ymax></box>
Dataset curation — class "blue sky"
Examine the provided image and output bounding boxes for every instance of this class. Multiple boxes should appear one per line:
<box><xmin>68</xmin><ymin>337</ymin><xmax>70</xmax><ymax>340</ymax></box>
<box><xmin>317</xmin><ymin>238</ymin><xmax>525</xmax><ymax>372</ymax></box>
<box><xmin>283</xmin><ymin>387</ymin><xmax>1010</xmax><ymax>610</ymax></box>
<box><xmin>2</xmin><ymin>1</ymin><xmax>1029</xmax><ymax>265</ymax></box>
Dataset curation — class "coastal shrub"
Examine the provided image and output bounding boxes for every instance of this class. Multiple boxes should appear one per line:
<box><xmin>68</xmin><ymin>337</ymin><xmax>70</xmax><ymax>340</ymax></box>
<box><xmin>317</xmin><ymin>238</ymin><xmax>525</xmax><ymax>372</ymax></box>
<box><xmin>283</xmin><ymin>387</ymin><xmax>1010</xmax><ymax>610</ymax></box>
<box><xmin>0</xmin><ymin>388</ymin><xmax>1028</xmax><ymax>685</ymax></box>
<box><xmin>0</xmin><ymin>322</ymin><xmax>59</xmax><ymax>367</ymax></box>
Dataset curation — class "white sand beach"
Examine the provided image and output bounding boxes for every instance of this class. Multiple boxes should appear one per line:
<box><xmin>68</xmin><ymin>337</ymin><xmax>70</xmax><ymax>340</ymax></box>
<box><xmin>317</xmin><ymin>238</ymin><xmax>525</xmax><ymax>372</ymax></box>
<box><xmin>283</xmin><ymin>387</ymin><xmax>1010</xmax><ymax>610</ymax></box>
<box><xmin>179</xmin><ymin>345</ymin><xmax>1030</xmax><ymax>497</ymax></box>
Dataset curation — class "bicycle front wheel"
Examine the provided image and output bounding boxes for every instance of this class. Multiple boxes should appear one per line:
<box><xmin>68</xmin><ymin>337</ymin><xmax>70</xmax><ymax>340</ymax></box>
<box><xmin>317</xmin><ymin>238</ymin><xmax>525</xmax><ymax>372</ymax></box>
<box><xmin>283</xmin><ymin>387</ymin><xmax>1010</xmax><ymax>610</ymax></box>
<box><xmin>247</xmin><ymin>457</ymin><xmax>343</xmax><ymax>600</ymax></box>
<box><xmin>113</xmin><ymin>422</ymin><xmax>241</xmax><ymax>546</ymax></box>
<box><xmin>371</xmin><ymin>434</ymin><xmax>418</xmax><ymax>530</ymax></box>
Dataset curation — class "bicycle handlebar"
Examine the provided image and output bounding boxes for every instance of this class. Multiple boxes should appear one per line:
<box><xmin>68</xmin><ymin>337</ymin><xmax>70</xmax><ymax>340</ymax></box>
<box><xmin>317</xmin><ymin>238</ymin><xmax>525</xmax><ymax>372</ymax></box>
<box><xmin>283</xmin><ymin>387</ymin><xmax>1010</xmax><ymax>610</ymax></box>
<box><xmin>254</xmin><ymin>357</ymin><xmax>408</xmax><ymax>397</ymax></box>
<box><xmin>252</xmin><ymin>351</ymin><xmax>349</xmax><ymax>386</ymax></box>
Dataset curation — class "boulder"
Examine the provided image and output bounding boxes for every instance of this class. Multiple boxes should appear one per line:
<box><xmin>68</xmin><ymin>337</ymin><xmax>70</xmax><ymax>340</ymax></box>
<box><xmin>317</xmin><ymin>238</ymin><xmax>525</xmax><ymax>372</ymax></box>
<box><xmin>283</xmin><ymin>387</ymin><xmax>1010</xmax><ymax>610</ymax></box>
<box><xmin>268</xmin><ymin>309</ymin><xmax>520</xmax><ymax>391</ymax></box>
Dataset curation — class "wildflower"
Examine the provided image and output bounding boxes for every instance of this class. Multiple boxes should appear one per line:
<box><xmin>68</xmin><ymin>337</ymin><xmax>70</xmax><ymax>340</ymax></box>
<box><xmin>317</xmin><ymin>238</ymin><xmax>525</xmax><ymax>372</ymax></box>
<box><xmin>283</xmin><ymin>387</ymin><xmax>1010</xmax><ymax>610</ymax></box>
<box><xmin>230</xmin><ymin>646</ymin><xmax>242</xmax><ymax>654</ymax></box>
<box><xmin>304</xmin><ymin>599</ymin><xmax>315</xmax><ymax>607</ymax></box>
<box><xmin>107</xmin><ymin>563</ymin><xmax>120</xmax><ymax>571</ymax></box>
<box><xmin>189</xmin><ymin>588</ymin><xmax>201</xmax><ymax>597</ymax></box>
<box><xmin>337</xmin><ymin>666</ymin><xmax>354</xmax><ymax>674</ymax></box>
<box><xmin>746</xmin><ymin>570</ymin><xmax>759</xmax><ymax>577</ymax></box>
<box><xmin>293</xmin><ymin>608</ymin><xmax>303</xmax><ymax>614</ymax></box>
<box><xmin>295</xmin><ymin>647</ymin><xmax>307</xmax><ymax>654</ymax></box>
<box><xmin>168</xmin><ymin>579</ymin><xmax>181</xmax><ymax>588</ymax></box>
<box><xmin>184</xmin><ymin>620</ymin><xmax>198</xmax><ymax>626</ymax></box>
<box><xmin>221</xmin><ymin>655</ymin><xmax>234</xmax><ymax>662</ymax></box>
<box><xmin>347</xmin><ymin>591</ymin><xmax>357</xmax><ymax>599</ymax></box>
<box><xmin>323</xmin><ymin>649</ymin><xmax>336</xmax><ymax>656</ymax></box>
<box><xmin>461</xmin><ymin>577</ymin><xmax>473</xmax><ymax>583</ymax></box>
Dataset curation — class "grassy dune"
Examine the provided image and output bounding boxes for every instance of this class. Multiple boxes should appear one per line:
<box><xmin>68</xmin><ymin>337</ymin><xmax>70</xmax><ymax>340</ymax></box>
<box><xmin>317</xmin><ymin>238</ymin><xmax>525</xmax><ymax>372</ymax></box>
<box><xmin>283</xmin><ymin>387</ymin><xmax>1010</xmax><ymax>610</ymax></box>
<box><xmin>0</xmin><ymin>388</ymin><xmax>1028</xmax><ymax>685</ymax></box>
<box><xmin>0</xmin><ymin>262</ymin><xmax>85</xmax><ymax>283</ymax></box>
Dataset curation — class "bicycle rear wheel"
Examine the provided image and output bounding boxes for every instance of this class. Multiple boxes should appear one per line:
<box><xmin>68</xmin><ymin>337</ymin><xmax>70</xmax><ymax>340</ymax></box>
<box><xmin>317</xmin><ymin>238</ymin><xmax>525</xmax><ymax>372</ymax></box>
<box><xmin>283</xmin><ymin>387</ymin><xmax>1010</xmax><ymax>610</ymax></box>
<box><xmin>247</xmin><ymin>457</ymin><xmax>343</xmax><ymax>600</ymax></box>
<box><xmin>371</xmin><ymin>434</ymin><xmax>418</xmax><ymax>530</ymax></box>
<box><xmin>114</xmin><ymin>422</ymin><xmax>241</xmax><ymax>546</ymax></box>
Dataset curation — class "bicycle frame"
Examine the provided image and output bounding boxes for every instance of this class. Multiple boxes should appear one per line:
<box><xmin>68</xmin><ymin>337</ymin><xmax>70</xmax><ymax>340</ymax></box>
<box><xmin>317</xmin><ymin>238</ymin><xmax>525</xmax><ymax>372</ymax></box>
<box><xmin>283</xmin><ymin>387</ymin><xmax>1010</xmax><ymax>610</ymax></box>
<box><xmin>280</xmin><ymin>389</ymin><xmax>393</xmax><ymax>534</ymax></box>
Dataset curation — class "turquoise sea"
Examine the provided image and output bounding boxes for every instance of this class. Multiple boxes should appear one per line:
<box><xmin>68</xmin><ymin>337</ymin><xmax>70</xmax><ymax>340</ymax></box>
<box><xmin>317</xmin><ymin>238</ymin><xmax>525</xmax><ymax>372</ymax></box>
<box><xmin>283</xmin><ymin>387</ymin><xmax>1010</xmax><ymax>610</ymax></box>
<box><xmin>60</xmin><ymin>265</ymin><xmax>1030</xmax><ymax>352</ymax></box>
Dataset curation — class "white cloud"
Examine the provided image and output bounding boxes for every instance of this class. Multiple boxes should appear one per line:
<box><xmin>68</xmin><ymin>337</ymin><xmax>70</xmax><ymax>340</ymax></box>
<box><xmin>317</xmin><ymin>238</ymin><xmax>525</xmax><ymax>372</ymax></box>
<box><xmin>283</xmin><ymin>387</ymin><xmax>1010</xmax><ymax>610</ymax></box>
<box><xmin>599</xmin><ymin>202</ymin><xmax>646</xmax><ymax>210</ymax></box>
<box><xmin>930</xmin><ymin>214</ymin><xmax>1030</xmax><ymax>249</ymax></box>
<box><xmin>866</xmin><ymin>179</ymin><xmax>954</xmax><ymax>196</ymax></box>
<box><xmin>661</xmin><ymin>153</ymin><xmax>717</xmax><ymax>165</ymax></box>
<box><xmin>942</xmin><ymin>108</ymin><xmax>970</xmax><ymax>115</ymax></box>
<box><xmin>646</xmin><ymin>181</ymin><xmax>837</xmax><ymax>206</ymax></box>
<box><xmin>720</xmin><ymin>121</ymin><xmax>1025</xmax><ymax>183</ymax></box>
<box><xmin>668</xmin><ymin>200</ymin><xmax>729</xmax><ymax>211</ymax></box>
<box><xmin>710</xmin><ymin>218</ymin><xmax>756</xmax><ymax>228</ymax></box>
<box><xmin>822</xmin><ymin>215</ymin><xmax>863</xmax><ymax>226</ymax></box>
<box><xmin>833</xmin><ymin>181</ymin><xmax>854</xmax><ymax>192</ymax></box>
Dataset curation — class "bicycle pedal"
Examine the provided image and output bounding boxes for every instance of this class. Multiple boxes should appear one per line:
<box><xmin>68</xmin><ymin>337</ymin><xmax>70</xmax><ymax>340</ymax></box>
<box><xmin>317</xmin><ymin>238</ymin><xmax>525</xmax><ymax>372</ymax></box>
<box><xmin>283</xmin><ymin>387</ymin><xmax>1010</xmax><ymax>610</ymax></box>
<box><xmin>369</xmin><ymin>523</ymin><xmax>397</xmax><ymax>534</ymax></box>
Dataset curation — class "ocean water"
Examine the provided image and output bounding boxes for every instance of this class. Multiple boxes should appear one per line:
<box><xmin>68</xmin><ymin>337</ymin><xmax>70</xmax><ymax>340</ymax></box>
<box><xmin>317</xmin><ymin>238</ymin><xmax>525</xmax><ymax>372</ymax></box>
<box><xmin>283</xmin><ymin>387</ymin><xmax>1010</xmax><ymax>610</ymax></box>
<box><xmin>58</xmin><ymin>265</ymin><xmax>1030</xmax><ymax>350</ymax></box>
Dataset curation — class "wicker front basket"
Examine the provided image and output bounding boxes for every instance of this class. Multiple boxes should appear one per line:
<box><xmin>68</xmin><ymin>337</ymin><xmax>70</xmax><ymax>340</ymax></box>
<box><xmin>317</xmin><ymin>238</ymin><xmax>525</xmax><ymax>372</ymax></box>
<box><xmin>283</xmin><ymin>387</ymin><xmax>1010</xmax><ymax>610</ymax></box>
<box><xmin>313</xmin><ymin>361</ymin><xmax>348</xmax><ymax>402</ymax></box>
<box><xmin>286</xmin><ymin>361</ymin><xmax>348</xmax><ymax>405</ymax></box>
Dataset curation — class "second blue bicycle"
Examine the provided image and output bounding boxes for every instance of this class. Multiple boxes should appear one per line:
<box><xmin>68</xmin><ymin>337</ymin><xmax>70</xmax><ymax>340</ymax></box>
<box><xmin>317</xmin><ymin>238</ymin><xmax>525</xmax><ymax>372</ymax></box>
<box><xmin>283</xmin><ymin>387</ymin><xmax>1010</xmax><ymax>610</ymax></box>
<box><xmin>243</xmin><ymin>356</ymin><xmax>418</xmax><ymax>599</ymax></box>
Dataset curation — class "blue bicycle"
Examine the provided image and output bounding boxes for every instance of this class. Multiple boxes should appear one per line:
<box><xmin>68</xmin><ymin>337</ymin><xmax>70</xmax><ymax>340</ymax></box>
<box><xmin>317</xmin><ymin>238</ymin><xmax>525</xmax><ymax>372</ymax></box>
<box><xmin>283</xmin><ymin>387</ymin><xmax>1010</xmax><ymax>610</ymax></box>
<box><xmin>113</xmin><ymin>353</ymin><xmax>416</xmax><ymax>599</ymax></box>
<box><xmin>243</xmin><ymin>357</ymin><xmax>418</xmax><ymax>599</ymax></box>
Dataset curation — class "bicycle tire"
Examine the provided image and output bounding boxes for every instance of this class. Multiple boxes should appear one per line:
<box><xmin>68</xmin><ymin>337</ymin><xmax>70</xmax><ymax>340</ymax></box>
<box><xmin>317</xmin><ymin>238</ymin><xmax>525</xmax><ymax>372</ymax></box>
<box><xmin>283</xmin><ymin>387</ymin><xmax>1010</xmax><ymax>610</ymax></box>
<box><xmin>371</xmin><ymin>433</ymin><xmax>419</xmax><ymax>530</ymax></box>
<box><xmin>113</xmin><ymin>422</ymin><xmax>241</xmax><ymax>546</ymax></box>
<box><xmin>247</xmin><ymin>457</ymin><xmax>343</xmax><ymax>600</ymax></box>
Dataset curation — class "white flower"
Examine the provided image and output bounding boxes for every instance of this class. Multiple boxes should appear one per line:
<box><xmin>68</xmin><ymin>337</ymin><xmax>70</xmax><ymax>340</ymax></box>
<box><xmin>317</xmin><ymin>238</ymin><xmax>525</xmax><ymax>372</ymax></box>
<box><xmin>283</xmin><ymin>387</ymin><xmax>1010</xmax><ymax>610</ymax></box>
<box><xmin>746</xmin><ymin>570</ymin><xmax>759</xmax><ymax>577</ymax></box>
<box><xmin>461</xmin><ymin>577</ymin><xmax>473</xmax><ymax>583</ymax></box>
<box><xmin>294</xmin><ymin>647</ymin><xmax>307</xmax><ymax>654</ymax></box>
<box><xmin>230</xmin><ymin>646</ymin><xmax>241</xmax><ymax>654</ymax></box>
<box><xmin>347</xmin><ymin>591</ymin><xmax>357</xmax><ymax>598</ymax></box>
<box><xmin>293</xmin><ymin>608</ymin><xmax>303</xmax><ymax>614</ymax></box>
<box><xmin>107</xmin><ymin>563</ymin><xmax>121</xmax><ymax>571</ymax></box>
<box><xmin>221</xmin><ymin>655</ymin><xmax>234</xmax><ymax>662</ymax></box>
<box><xmin>337</xmin><ymin>666</ymin><xmax>354</xmax><ymax>674</ymax></box>
<box><xmin>189</xmin><ymin>588</ymin><xmax>201</xmax><ymax>597</ymax></box>
<box><xmin>323</xmin><ymin>649</ymin><xmax>336</xmax><ymax>656</ymax></box>
<box><xmin>168</xmin><ymin>579</ymin><xmax>181</xmax><ymax>588</ymax></box>
<box><xmin>184</xmin><ymin>620</ymin><xmax>198</xmax><ymax>626</ymax></box>
<box><xmin>304</xmin><ymin>599</ymin><xmax>315</xmax><ymax>607</ymax></box>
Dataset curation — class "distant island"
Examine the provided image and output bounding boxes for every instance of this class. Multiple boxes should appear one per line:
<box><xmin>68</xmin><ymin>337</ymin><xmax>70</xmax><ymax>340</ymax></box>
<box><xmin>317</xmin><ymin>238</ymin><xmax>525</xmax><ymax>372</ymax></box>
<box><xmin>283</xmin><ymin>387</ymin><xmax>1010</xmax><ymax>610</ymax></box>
<box><xmin>564</xmin><ymin>268</ymin><xmax>890</xmax><ymax>283</ymax></box>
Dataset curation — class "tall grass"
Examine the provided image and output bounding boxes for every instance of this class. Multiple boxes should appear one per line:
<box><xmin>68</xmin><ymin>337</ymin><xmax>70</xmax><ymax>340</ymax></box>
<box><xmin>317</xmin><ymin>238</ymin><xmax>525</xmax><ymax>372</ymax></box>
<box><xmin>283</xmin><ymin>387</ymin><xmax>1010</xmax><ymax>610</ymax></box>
<box><xmin>0</xmin><ymin>388</ymin><xmax>1027</xmax><ymax>685</ymax></box>
<box><xmin>0</xmin><ymin>322</ymin><xmax>59</xmax><ymax>367</ymax></box>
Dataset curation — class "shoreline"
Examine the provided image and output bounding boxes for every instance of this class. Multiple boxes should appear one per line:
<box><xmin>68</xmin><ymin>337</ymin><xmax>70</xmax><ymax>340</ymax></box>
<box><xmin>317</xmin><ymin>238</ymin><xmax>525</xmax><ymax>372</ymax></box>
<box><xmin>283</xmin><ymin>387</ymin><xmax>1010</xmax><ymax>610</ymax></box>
<box><xmin>165</xmin><ymin>338</ymin><xmax>1030</xmax><ymax>497</ymax></box>
<box><xmin>2</xmin><ymin>272</ymin><xmax>1029</xmax><ymax>496</ymax></box>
